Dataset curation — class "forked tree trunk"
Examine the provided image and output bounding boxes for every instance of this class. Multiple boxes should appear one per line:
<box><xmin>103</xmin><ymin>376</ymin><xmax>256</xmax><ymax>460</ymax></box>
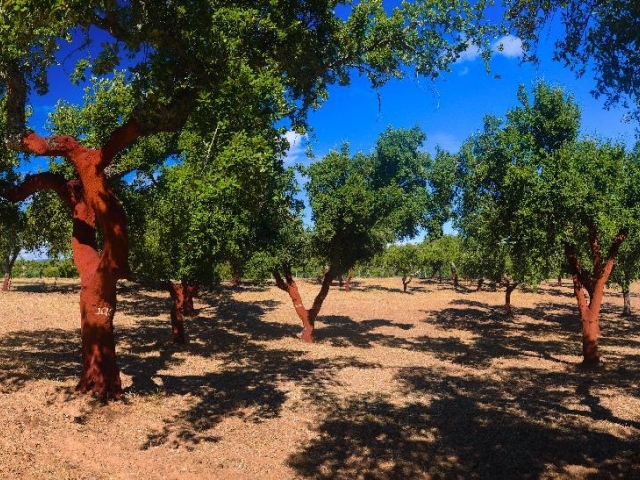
<box><xmin>622</xmin><ymin>288</ymin><xmax>632</xmax><ymax>317</ymax></box>
<box><xmin>504</xmin><ymin>283</ymin><xmax>518</xmax><ymax>316</ymax></box>
<box><xmin>476</xmin><ymin>277</ymin><xmax>484</xmax><ymax>291</ymax></box>
<box><xmin>402</xmin><ymin>276</ymin><xmax>412</xmax><ymax>292</ymax></box>
<box><xmin>166</xmin><ymin>280</ymin><xmax>198</xmax><ymax>344</ymax></box>
<box><xmin>2</xmin><ymin>61</ymin><xmax>186</xmax><ymax>400</ymax></box>
<box><xmin>7</xmin><ymin>129</ymin><xmax>136</xmax><ymax>400</ymax></box>
<box><xmin>274</xmin><ymin>263</ymin><xmax>334</xmax><ymax>343</ymax></box>
<box><xmin>564</xmin><ymin>228</ymin><xmax>627</xmax><ymax>366</ymax></box>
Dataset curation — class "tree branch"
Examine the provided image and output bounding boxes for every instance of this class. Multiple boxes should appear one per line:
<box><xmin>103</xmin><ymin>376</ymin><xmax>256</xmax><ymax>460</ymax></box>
<box><xmin>6</xmin><ymin>172</ymin><xmax>72</xmax><ymax>207</ymax></box>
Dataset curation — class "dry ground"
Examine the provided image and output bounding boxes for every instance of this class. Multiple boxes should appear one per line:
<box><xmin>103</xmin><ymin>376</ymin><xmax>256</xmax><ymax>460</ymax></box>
<box><xmin>0</xmin><ymin>277</ymin><xmax>639</xmax><ymax>479</ymax></box>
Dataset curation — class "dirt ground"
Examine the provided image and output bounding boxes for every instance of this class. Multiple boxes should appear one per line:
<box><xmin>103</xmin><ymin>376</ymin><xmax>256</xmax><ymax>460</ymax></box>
<box><xmin>0</xmin><ymin>276</ymin><xmax>639</xmax><ymax>479</ymax></box>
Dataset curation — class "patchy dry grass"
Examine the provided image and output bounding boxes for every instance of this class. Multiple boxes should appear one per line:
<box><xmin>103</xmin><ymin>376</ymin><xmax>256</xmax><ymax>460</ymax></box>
<box><xmin>1</xmin><ymin>277</ymin><xmax>639</xmax><ymax>479</ymax></box>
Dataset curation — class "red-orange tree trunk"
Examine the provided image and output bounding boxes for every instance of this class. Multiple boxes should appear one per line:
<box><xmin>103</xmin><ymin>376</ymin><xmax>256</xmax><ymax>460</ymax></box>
<box><xmin>274</xmin><ymin>263</ymin><xmax>333</xmax><ymax>343</ymax></box>
<box><xmin>7</xmin><ymin>123</ymin><xmax>139</xmax><ymax>400</ymax></box>
<box><xmin>564</xmin><ymin>227</ymin><xmax>627</xmax><ymax>366</ymax></box>
<box><xmin>166</xmin><ymin>280</ymin><xmax>198</xmax><ymax>343</ymax></box>
<box><xmin>167</xmin><ymin>282</ymin><xmax>186</xmax><ymax>344</ymax></box>
<box><xmin>504</xmin><ymin>283</ymin><xmax>518</xmax><ymax>316</ymax></box>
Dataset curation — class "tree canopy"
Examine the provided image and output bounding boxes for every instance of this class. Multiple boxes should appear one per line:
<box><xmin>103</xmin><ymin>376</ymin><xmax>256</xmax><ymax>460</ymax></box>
<box><xmin>505</xmin><ymin>0</ymin><xmax>640</xmax><ymax>120</ymax></box>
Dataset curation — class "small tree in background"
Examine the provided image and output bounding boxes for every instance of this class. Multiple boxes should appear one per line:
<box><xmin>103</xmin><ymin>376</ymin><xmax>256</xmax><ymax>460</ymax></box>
<box><xmin>274</xmin><ymin>126</ymin><xmax>442</xmax><ymax>342</ymax></box>
<box><xmin>384</xmin><ymin>244</ymin><xmax>419</xmax><ymax>292</ymax></box>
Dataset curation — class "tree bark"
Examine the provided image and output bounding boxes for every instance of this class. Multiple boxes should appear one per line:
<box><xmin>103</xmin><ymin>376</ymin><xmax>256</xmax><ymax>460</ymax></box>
<box><xmin>564</xmin><ymin>227</ymin><xmax>627</xmax><ymax>366</ymax></box>
<box><xmin>622</xmin><ymin>288</ymin><xmax>632</xmax><ymax>317</ymax></box>
<box><xmin>2</xmin><ymin>250</ymin><xmax>19</xmax><ymax>292</ymax></box>
<box><xmin>182</xmin><ymin>281</ymin><xmax>198</xmax><ymax>317</ymax></box>
<box><xmin>6</xmin><ymin>133</ymin><xmax>135</xmax><ymax>400</ymax></box>
<box><xmin>274</xmin><ymin>263</ymin><xmax>334</xmax><ymax>343</ymax></box>
<box><xmin>402</xmin><ymin>276</ymin><xmax>412</xmax><ymax>292</ymax></box>
<box><xmin>167</xmin><ymin>282</ymin><xmax>186</xmax><ymax>343</ymax></box>
<box><xmin>504</xmin><ymin>283</ymin><xmax>518</xmax><ymax>316</ymax></box>
<box><xmin>344</xmin><ymin>268</ymin><xmax>354</xmax><ymax>292</ymax></box>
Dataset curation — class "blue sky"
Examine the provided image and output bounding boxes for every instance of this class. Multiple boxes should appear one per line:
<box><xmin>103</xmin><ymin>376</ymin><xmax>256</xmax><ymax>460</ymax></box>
<box><xmin>284</xmin><ymin>30</ymin><xmax>637</xmax><ymax>165</ymax></box>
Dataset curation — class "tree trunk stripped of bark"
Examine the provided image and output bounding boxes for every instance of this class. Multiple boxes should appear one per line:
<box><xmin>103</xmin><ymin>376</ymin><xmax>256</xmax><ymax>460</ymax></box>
<box><xmin>167</xmin><ymin>282</ymin><xmax>186</xmax><ymax>344</ymax></box>
<box><xmin>274</xmin><ymin>263</ymin><xmax>334</xmax><ymax>343</ymax></box>
<box><xmin>182</xmin><ymin>282</ymin><xmax>198</xmax><ymax>318</ymax></box>
<box><xmin>564</xmin><ymin>227</ymin><xmax>627</xmax><ymax>366</ymax></box>
<box><xmin>6</xmin><ymin>130</ymin><xmax>135</xmax><ymax>400</ymax></box>
<box><xmin>504</xmin><ymin>283</ymin><xmax>518</xmax><ymax>317</ymax></box>
<box><xmin>402</xmin><ymin>276</ymin><xmax>412</xmax><ymax>292</ymax></box>
<box><xmin>1</xmin><ymin>61</ymin><xmax>187</xmax><ymax>400</ymax></box>
<box><xmin>166</xmin><ymin>280</ymin><xmax>198</xmax><ymax>343</ymax></box>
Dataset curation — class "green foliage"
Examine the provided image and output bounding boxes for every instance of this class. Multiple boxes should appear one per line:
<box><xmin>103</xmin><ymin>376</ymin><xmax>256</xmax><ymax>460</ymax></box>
<box><xmin>382</xmin><ymin>244</ymin><xmax>419</xmax><ymax>278</ymax></box>
<box><xmin>1</xmin><ymin>1</ymin><xmax>501</xmax><ymax>137</ymax></box>
<box><xmin>505</xmin><ymin>0</ymin><xmax>640</xmax><ymax>121</ymax></box>
<box><xmin>305</xmin><ymin>126</ymin><xmax>439</xmax><ymax>276</ymax></box>
<box><xmin>14</xmin><ymin>257</ymin><xmax>78</xmax><ymax>278</ymax></box>
<box><xmin>455</xmin><ymin>80</ymin><xmax>640</xmax><ymax>288</ymax></box>
<box><xmin>418</xmin><ymin>234</ymin><xmax>461</xmax><ymax>278</ymax></box>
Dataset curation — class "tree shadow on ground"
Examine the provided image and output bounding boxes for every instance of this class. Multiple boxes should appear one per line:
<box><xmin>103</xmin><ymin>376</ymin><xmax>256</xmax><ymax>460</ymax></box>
<box><xmin>315</xmin><ymin>316</ymin><xmax>414</xmax><ymax>348</ymax></box>
<box><xmin>351</xmin><ymin>279</ymin><xmax>431</xmax><ymax>294</ymax></box>
<box><xmin>289</xmin><ymin>365</ymin><xmax>640</xmax><ymax>479</ymax></box>
<box><xmin>0</xmin><ymin>327</ymin><xmax>79</xmax><ymax>393</ymax></box>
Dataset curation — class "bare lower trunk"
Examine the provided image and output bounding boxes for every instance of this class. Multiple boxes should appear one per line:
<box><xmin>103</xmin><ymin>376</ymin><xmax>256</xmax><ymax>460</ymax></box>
<box><xmin>167</xmin><ymin>282</ymin><xmax>186</xmax><ymax>343</ymax></box>
<box><xmin>274</xmin><ymin>263</ymin><xmax>334</xmax><ymax>343</ymax></box>
<box><xmin>402</xmin><ymin>276</ymin><xmax>412</xmax><ymax>292</ymax></box>
<box><xmin>182</xmin><ymin>282</ymin><xmax>197</xmax><ymax>317</ymax></box>
<box><xmin>76</xmin><ymin>274</ymin><xmax>121</xmax><ymax>398</ymax></box>
<box><xmin>622</xmin><ymin>289</ymin><xmax>632</xmax><ymax>317</ymax></box>
<box><xmin>564</xmin><ymin>229</ymin><xmax>627</xmax><ymax>366</ymax></box>
<box><xmin>557</xmin><ymin>275</ymin><xmax>562</xmax><ymax>286</ymax></box>
<box><xmin>580</xmin><ymin>300</ymin><xmax>601</xmax><ymax>366</ymax></box>
<box><xmin>2</xmin><ymin>251</ymin><xmax>18</xmax><ymax>292</ymax></box>
<box><xmin>344</xmin><ymin>269</ymin><xmax>353</xmax><ymax>292</ymax></box>
<box><xmin>476</xmin><ymin>278</ymin><xmax>484</xmax><ymax>291</ymax></box>
<box><xmin>505</xmin><ymin>283</ymin><xmax>518</xmax><ymax>316</ymax></box>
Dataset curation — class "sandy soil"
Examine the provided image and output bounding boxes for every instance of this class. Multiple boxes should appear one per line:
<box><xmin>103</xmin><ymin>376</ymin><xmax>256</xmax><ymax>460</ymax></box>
<box><xmin>0</xmin><ymin>276</ymin><xmax>639</xmax><ymax>479</ymax></box>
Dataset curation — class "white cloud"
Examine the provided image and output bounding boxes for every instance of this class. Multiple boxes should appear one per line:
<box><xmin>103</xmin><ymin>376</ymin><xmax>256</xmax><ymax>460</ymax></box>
<box><xmin>283</xmin><ymin>131</ymin><xmax>308</xmax><ymax>164</ymax></box>
<box><xmin>455</xmin><ymin>43</ymin><xmax>481</xmax><ymax>64</ymax></box>
<box><xmin>458</xmin><ymin>66</ymin><xmax>469</xmax><ymax>76</ymax></box>
<box><xmin>455</xmin><ymin>35</ymin><xmax>523</xmax><ymax>66</ymax></box>
<box><xmin>492</xmin><ymin>35</ymin><xmax>523</xmax><ymax>58</ymax></box>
